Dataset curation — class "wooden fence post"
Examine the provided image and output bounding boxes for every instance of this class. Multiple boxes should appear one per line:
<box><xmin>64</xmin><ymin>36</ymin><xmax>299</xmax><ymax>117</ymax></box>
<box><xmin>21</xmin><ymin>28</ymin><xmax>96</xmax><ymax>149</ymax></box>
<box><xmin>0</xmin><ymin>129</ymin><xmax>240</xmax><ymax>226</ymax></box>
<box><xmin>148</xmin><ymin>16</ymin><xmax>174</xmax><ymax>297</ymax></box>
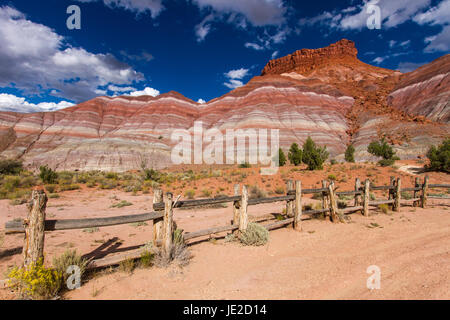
<box><xmin>239</xmin><ymin>185</ymin><xmax>249</xmax><ymax>232</ymax></box>
<box><xmin>394</xmin><ymin>178</ymin><xmax>401</xmax><ymax>212</ymax></box>
<box><xmin>286</xmin><ymin>180</ymin><xmax>294</xmax><ymax>217</ymax></box>
<box><xmin>22</xmin><ymin>189</ymin><xmax>47</xmax><ymax>268</ymax></box>
<box><xmin>162</xmin><ymin>192</ymin><xmax>174</xmax><ymax>258</ymax></box>
<box><xmin>322</xmin><ymin>180</ymin><xmax>329</xmax><ymax>215</ymax></box>
<box><xmin>413</xmin><ymin>177</ymin><xmax>420</xmax><ymax>207</ymax></box>
<box><xmin>294</xmin><ymin>181</ymin><xmax>302</xmax><ymax>231</ymax></box>
<box><xmin>328</xmin><ymin>181</ymin><xmax>340</xmax><ymax>223</ymax></box>
<box><xmin>233</xmin><ymin>184</ymin><xmax>240</xmax><ymax>233</ymax></box>
<box><xmin>363</xmin><ymin>179</ymin><xmax>370</xmax><ymax>217</ymax></box>
<box><xmin>354</xmin><ymin>178</ymin><xmax>361</xmax><ymax>207</ymax></box>
<box><xmin>421</xmin><ymin>176</ymin><xmax>429</xmax><ymax>208</ymax></box>
<box><xmin>153</xmin><ymin>189</ymin><xmax>163</xmax><ymax>245</ymax></box>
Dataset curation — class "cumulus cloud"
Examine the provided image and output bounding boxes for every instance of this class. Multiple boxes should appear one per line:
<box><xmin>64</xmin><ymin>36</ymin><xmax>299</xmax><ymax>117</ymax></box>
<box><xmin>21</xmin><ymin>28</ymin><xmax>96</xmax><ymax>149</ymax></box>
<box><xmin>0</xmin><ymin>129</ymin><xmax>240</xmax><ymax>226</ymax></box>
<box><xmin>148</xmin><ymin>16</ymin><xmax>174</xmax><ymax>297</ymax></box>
<box><xmin>271</xmin><ymin>50</ymin><xmax>279</xmax><ymax>59</ymax></box>
<box><xmin>77</xmin><ymin>0</ymin><xmax>164</xmax><ymax>18</ymax></box>
<box><xmin>0</xmin><ymin>93</ymin><xmax>74</xmax><ymax>113</ymax></box>
<box><xmin>245</xmin><ymin>42</ymin><xmax>264</xmax><ymax>50</ymax></box>
<box><xmin>244</xmin><ymin>27</ymin><xmax>291</xmax><ymax>51</ymax></box>
<box><xmin>195</xmin><ymin>14</ymin><xmax>214</xmax><ymax>42</ymax></box>
<box><xmin>397</xmin><ymin>61</ymin><xmax>426</xmax><ymax>73</ymax></box>
<box><xmin>191</xmin><ymin>0</ymin><xmax>287</xmax><ymax>27</ymax></box>
<box><xmin>127</xmin><ymin>87</ymin><xmax>160</xmax><ymax>97</ymax></box>
<box><xmin>0</xmin><ymin>6</ymin><xmax>143</xmax><ymax>103</ymax></box>
<box><xmin>423</xmin><ymin>25</ymin><xmax>450</xmax><ymax>52</ymax></box>
<box><xmin>224</xmin><ymin>68</ymin><xmax>250</xmax><ymax>89</ymax></box>
<box><xmin>197</xmin><ymin>98</ymin><xmax>206</xmax><ymax>104</ymax></box>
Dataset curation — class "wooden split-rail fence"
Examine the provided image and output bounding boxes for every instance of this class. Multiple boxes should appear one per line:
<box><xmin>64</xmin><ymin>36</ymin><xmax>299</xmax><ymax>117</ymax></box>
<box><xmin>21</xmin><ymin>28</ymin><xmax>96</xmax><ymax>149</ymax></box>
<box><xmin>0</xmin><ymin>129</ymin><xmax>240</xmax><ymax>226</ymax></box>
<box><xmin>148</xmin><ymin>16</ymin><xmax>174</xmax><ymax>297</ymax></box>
<box><xmin>4</xmin><ymin>176</ymin><xmax>449</xmax><ymax>270</ymax></box>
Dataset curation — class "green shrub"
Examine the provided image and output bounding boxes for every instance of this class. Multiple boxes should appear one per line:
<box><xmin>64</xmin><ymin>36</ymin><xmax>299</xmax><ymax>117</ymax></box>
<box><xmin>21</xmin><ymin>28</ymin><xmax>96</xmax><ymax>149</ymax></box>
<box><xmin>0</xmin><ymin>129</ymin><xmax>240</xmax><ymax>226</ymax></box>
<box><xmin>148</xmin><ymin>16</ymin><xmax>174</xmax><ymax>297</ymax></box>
<box><xmin>302</xmin><ymin>137</ymin><xmax>329</xmax><ymax>170</ymax></box>
<box><xmin>288</xmin><ymin>143</ymin><xmax>303</xmax><ymax>166</ymax></box>
<box><xmin>0</xmin><ymin>159</ymin><xmax>23</xmax><ymax>175</ymax></box>
<box><xmin>378</xmin><ymin>159</ymin><xmax>395</xmax><ymax>167</ymax></box>
<box><xmin>8</xmin><ymin>259</ymin><xmax>62</xmax><ymax>300</ymax></box>
<box><xmin>238</xmin><ymin>162</ymin><xmax>251</xmax><ymax>168</ymax></box>
<box><xmin>426</xmin><ymin>139</ymin><xmax>450</xmax><ymax>173</ymax></box>
<box><xmin>379</xmin><ymin>204</ymin><xmax>389</xmax><ymax>214</ymax></box>
<box><xmin>239</xmin><ymin>223</ymin><xmax>269</xmax><ymax>246</ymax></box>
<box><xmin>185</xmin><ymin>189</ymin><xmax>195</xmax><ymax>199</ymax></box>
<box><xmin>401</xmin><ymin>191</ymin><xmax>413</xmax><ymax>200</ymax></box>
<box><xmin>249</xmin><ymin>185</ymin><xmax>267</xmax><ymax>199</ymax></box>
<box><xmin>39</xmin><ymin>165</ymin><xmax>58</xmax><ymax>184</ymax></box>
<box><xmin>111</xmin><ymin>200</ymin><xmax>133</xmax><ymax>208</ymax></box>
<box><xmin>368</xmin><ymin>138</ymin><xmax>399</xmax><ymax>166</ymax></box>
<box><xmin>142</xmin><ymin>168</ymin><xmax>161</xmax><ymax>182</ymax></box>
<box><xmin>345</xmin><ymin>145</ymin><xmax>355</xmax><ymax>163</ymax></box>
<box><xmin>278</xmin><ymin>148</ymin><xmax>287</xmax><ymax>166</ymax></box>
<box><xmin>52</xmin><ymin>250</ymin><xmax>89</xmax><ymax>289</ymax></box>
<box><xmin>201</xmin><ymin>189</ymin><xmax>212</xmax><ymax>198</ymax></box>
<box><xmin>45</xmin><ymin>184</ymin><xmax>58</xmax><ymax>193</ymax></box>
<box><xmin>274</xmin><ymin>187</ymin><xmax>285</xmax><ymax>195</ymax></box>
<box><xmin>330</xmin><ymin>159</ymin><xmax>337</xmax><ymax>165</ymax></box>
<box><xmin>327</xmin><ymin>174</ymin><xmax>337</xmax><ymax>181</ymax></box>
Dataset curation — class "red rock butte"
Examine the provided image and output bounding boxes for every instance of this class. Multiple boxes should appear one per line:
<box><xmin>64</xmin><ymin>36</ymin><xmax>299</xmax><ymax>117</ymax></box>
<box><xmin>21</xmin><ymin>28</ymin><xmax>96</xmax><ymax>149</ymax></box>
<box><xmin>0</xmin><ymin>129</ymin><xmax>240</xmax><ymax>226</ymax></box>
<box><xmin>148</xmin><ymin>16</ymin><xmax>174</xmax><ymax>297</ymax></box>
<box><xmin>0</xmin><ymin>40</ymin><xmax>448</xmax><ymax>171</ymax></box>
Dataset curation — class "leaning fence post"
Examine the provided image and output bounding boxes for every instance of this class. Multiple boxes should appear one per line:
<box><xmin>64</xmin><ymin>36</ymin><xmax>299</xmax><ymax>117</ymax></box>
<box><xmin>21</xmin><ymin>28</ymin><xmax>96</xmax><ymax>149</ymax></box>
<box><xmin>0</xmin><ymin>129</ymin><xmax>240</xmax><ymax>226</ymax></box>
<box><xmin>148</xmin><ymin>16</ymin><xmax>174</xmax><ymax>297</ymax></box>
<box><xmin>394</xmin><ymin>178</ymin><xmax>401</xmax><ymax>212</ymax></box>
<box><xmin>162</xmin><ymin>192</ymin><xmax>174</xmax><ymax>258</ymax></box>
<box><xmin>363</xmin><ymin>179</ymin><xmax>370</xmax><ymax>217</ymax></box>
<box><xmin>388</xmin><ymin>176</ymin><xmax>395</xmax><ymax>209</ymax></box>
<box><xmin>239</xmin><ymin>185</ymin><xmax>249</xmax><ymax>232</ymax></box>
<box><xmin>233</xmin><ymin>184</ymin><xmax>240</xmax><ymax>232</ymax></box>
<box><xmin>421</xmin><ymin>176</ymin><xmax>429</xmax><ymax>208</ymax></box>
<box><xmin>413</xmin><ymin>177</ymin><xmax>420</xmax><ymax>207</ymax></box>
<box><xmin>328</xmin><ymin>181</ymin><xmax>340</xmax><ymax>223</ymax></box>
<box><xmin>286</xmin><ymin>180</ymin><xmax>294</xmax><ymax>217</ymax></box>
<box><xmin>22</xmin><ymin>188</ymin><xmax>48</xmax><ymax>268</ymax></box>
<box><xmin>294</xmin><ymin>181</ymin><xmax>302</xmax><ymax>231</ymax></box>
<box><xmin>153</xmin><ymin>189</ymin><xmax>163</xmax><ymax>245</ymax></box>
<box><xmin>322</xmin><ymin>180</ymin><xmax>329</xmax><ymax>215</ymax></box>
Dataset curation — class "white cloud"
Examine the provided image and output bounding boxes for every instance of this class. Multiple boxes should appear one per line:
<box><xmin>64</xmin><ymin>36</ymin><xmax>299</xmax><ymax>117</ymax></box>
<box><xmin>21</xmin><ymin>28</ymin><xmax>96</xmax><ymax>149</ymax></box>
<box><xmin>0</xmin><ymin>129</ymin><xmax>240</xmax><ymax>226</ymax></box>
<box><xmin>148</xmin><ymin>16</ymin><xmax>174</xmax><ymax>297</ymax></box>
<box><xmin>413</xmin><ymin>0</ymin><xmax>450</xmax><ymax>25</ymax></box>
<box><xmin>0</xmin><ymin>6</ymin><xmax>143</xmax><ymax>103</ymax></box>
<box><xmin>0</xmin><ymin>93</ymin><xmax>74</xmax><ymax>113</ymax></box>
<box><xmin>108</xmin><ymin>85</ymin><xmax>137</xmax><ymax>92</ymax></box>
<box><xmin>300</xmin><ymin>0</ymin><xmax>432</xmax><ymax>30</ymax></box>
<box><xmin>224</xmin><ymin>79</ymin><xmax>244</xmax><ymax>89</ymax></box>
<box><xmin>372</xmin><ymin>57</ymin><xmax>385</xmax><ymax>64</ymax></box>
<box><xmin>195</xmin><ymin>14</ymin><xmax>214</xmax><ymax>42</ymax></box>
<box><xmin>271</xmin><ymin>50</ymin><xmax>279</xmax><ymax>59</ymax></box>
<box><xmin>397</xmin><ymin>61</ymin><xmax>426</xmax><ymax>73</ymax></box>
<box><xmin>245</xmin><ymin>42</ymin><xmax>264</xmax><ymax>50</ymax></box>
<box><xmin>192</xmin><ymin>0</ymin><xmax>287</xmax><ymax>27</ymax></box>
<box><xmin>424</xmin><ymin>25</ymin><xmax>450</xmax><ymax>52</ymax></box>
<box><xmin>77</xmin><ymin>0</ymin><xmax>164</xmax><ymax>18</ymax></box>
<box><xmin>225</xmin><ymin>68</ymin><xmax>249</xmax><ymax>79</ymax></box>
<box><xmin>128</xmin><ymin>87</ymin><xmax>160</xmax><ymax>97</ymax></box>
<box><xmin>197</xmin><ymin>98</ymin><xmax>206</xmax><ymax>104</ymax></box>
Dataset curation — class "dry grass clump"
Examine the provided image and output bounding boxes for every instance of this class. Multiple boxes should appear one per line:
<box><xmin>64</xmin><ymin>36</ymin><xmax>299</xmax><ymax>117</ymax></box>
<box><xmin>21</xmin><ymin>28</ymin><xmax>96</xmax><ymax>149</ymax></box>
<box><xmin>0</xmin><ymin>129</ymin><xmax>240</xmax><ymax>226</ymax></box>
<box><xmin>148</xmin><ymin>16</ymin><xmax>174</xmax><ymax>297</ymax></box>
<box><xmin>239</xmin><ymin>223</ymin><xmax>269</xmax><ymax>246</ymax></box>
<box><xmin>52</xmin><ymin>249</ymin><xmax>90</xmax><ymax>288</ymax></box>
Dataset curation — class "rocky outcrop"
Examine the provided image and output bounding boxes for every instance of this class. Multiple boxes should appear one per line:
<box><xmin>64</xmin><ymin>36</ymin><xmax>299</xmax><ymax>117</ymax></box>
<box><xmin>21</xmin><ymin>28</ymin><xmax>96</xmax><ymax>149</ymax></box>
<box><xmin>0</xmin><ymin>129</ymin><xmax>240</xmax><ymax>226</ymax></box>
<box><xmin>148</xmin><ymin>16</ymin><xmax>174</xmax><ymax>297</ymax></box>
<box><xmin>388</xmin><ymin>55</ymin><xmax>450</xmax><ymax>123</ymax></box>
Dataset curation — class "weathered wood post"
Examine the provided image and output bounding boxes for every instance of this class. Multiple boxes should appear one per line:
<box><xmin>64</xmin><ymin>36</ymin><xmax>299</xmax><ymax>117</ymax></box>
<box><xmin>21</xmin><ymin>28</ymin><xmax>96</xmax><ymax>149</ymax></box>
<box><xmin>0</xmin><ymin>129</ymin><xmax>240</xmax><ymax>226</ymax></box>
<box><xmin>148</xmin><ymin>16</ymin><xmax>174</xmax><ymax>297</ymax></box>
<box><xmin>354</xmin><ymin>178</ymin><xmax>361</xmax><ymax>207</ymax></box>
<box><xmin>394</xmin><ymin>178</ymin><xmax>401</xmax><ymax>212</ymax></box>
<box><xmin>162</xmin><ymin>192</ymin><xmax>174</xmax><ymax>258</ymax></box>
<box><xmin>421</xmin><ymin>176</ymin><xmax>429</xmax><ymax>208</ymax></box>
<box><xmin>388</xmin><ymin>176</ymin><xmax>395</xmax><ymax>210</ymax></box>
<box><xmin>322</xmin><ymin>180</ymin><xmax>329</xmax><ymax>216</ymax></box>
<box><xmin>328</xmin><ymin>181</ymin><xmax>340</xmax><ymax>223</ymax></box>
<box><xmin>413</xmin><ymin>177</ymin><xmax>420</xmax><ymax>207</ymax></box>
<box><xmin>286</xmin><ymin>180</ymin><xmax>294</xmax><ymax>217</ymax></box>
<box><xmin>232</xmin><ymin>184</ymin><xmax>240</xmax><ymax>233</ymax></box>
<box><xmin>153</xmin><ymin>189</ymin><xmax>163</xmax><ymax>245</ymax></box>
<box><xmin>239</xmin><ymin>185</ymin><xmax>249</xmax><ymax>232</ymax></box>
<box><xmin>363</xmin><ymin>179</ymin><xmax>370</xmax><ymax>217</ymax></box>
<box><xmin>294</xmin><ymin>181</ymin><xmax>302</xmax><ymax>231</ymax></box>
<box><xmin>22</xmin><ymin>189</ymin><xmax>48</xmax><ymax>268</ymax></box>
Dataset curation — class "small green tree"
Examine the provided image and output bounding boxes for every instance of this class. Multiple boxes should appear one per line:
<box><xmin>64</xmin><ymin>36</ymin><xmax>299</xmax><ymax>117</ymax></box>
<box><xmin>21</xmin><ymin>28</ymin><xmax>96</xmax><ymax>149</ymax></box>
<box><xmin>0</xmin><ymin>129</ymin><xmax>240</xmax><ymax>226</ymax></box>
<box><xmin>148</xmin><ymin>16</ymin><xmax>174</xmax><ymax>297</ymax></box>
<box><xmin>288</xmin><ymin>143</ymin><xmax>302</xmax><ymax>166</ymax></box>
<box><xmin>426</xmin><ymin>139</ymin><xmax>450</xmax><ymax>173</ymax></box>
<box><xmin>302</xmin><ymin>137</ymin><xmax>329</xmax><ymax>170</ymax></box>
<box><xmin>0</xmin><ymin>159</ymin><xmax>23</xmax><ymax>175</ymax></box>
<box><xmin>345</xmin><ymin>144</ymin><xmax>355</xmax><ymax>163</ymax></box>
<box><xmin>39</xmin><ymin>165</ymin><xmax>58</xmax><ymax>184</ymax></box>
<box><xmin>278</xmin><ymin>148</ymin><xmax>287</xmax><ymax>167</ymax></box>
<box><xmin>367</xmin><ymin>138</ymin><xmax>399</xmax><ymax>166</ymax></box>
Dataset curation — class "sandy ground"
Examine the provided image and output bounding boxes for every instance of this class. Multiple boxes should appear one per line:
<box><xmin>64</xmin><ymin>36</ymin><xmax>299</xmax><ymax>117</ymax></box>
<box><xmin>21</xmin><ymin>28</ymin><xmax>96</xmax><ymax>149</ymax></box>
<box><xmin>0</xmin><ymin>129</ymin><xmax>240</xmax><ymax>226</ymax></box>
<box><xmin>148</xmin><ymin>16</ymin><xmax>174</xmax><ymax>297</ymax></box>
<box><xmin>1</xmin><ymin>185</ymin><xmax>449</xmax><ymax>300</ymax></box>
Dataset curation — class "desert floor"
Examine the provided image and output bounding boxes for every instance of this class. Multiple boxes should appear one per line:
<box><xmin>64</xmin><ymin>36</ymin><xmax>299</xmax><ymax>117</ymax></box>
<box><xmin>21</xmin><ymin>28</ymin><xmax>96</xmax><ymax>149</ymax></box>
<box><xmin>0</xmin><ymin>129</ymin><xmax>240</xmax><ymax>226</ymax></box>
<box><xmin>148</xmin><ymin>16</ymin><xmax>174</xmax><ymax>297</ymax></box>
<box><xmin>0</xmin><ymin>161</ymin><xmax>449</xmax><ymax>300</ymax></box>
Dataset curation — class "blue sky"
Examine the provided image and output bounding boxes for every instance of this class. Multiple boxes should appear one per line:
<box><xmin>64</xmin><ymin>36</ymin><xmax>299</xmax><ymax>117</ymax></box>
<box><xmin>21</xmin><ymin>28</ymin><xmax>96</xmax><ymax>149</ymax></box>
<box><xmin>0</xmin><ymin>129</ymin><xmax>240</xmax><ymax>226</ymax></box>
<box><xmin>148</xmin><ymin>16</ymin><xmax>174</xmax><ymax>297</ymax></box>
<box><xmin>0</xmin><ymin>0</ymin><xmax>448</xmax><ymax>112</ymax></box>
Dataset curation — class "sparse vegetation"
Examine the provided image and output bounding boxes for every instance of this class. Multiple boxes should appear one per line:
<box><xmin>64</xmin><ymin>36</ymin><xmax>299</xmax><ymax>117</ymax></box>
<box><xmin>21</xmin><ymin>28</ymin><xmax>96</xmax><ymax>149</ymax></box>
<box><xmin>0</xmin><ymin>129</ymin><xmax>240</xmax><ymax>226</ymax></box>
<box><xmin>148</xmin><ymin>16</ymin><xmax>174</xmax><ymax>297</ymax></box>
<box><xmin>39</xmin><ymin>165</ymin><xmax>58</xmax><ymax>184</ymax></box>
<box><xmin>0</xmin><ymin>159</ymin><xmax>23</xmax><ymax>175</ymax></box>
<box><xmin>345</xmin><ymin>145</ymin><xmax>355</xmax><ymax>163</ymax></box>
<box><xmin>111</xmin><ymin>200</ymin><xmax>133</xmax><ymax>208</ymax></box>
<box><xmin>238</xmin><ymin>162</ymin><xmax>251</xmax><ymax>168</ymax></box>
<box><xmin>426</xmin><ymin>138</ymin><xmax>450</xmax><ymax>173</ymax></box>
<box><xmin>52</xmin><ymin>250</ymin><xmax>89</xmax><ymax>289</ymax></box>
<box><xmin>302</xmin><ymin>137</ymin><xmax>329</xmax><ymax>170</ymax></box>
<box><xmin>239</xmin><ymin>223</ymin><xmax>269</xmax><ymax>246</ymax></box>
<box><xmin>278</xmin><ymin>148</ymin><xmax>287</xmax><ymax>167</ymax></box>
<box><xmin>368</xmin><ymin>138</ymin><xmax>399</xmax><ymax>167</ymax></box>
<box><xmin>288</xmin><ymin>143</ymin><xmax>302</xmax><ymax>166</ymax></box>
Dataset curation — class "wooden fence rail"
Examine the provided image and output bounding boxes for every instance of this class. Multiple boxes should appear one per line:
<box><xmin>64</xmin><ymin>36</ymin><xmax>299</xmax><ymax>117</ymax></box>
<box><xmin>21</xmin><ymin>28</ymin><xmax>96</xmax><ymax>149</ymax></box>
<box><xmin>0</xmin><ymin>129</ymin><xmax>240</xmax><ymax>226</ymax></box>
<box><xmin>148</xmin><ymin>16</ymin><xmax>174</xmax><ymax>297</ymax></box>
<box><xmin>4</xmin><ymin>176</ymin><xmax>449</xmax><ymax>269</ymax></box>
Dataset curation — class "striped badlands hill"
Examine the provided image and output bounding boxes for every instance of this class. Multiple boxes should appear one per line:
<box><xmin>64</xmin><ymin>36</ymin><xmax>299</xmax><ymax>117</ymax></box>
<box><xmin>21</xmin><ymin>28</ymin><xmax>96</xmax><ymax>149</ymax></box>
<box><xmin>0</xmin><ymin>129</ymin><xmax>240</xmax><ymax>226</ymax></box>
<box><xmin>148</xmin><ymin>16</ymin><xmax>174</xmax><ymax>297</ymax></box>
<box><xmin>0</xmin><ymin>40</ymin><xmax>448</xmax><ymax>170</ymax></box>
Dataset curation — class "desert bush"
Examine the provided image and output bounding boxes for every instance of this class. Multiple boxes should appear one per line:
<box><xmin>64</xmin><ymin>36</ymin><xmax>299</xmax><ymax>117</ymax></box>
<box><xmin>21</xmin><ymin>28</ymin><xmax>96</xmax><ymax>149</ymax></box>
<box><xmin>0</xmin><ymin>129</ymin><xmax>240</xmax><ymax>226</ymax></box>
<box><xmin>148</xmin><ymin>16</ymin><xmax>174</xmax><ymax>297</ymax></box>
<box><xmin>330</xmin><ymin>159</ymin><xmax>337</xmax><ymax>165</ymax></box>
<box><xmin>378</xmin><ymin>159</ymin><xmax>395</xmax><ymax>167</ymax></box>
<box><xmin>184</xmin><ymin>189</ymin><xmax>195</xmax><ymax>199</ymax></box>
<box><xmin>345</xmin><ymin>145</ymin><xmax>355</xmax><ymax>163</ymax></box>
<box><xmin>302</xmin><ymin>137</ymin><xmax>329</xmax><ymax>170</ymax></box>
<box><xmin>0</xmin><ymin>159</ymin><xmax>23</xmax><ymax>175</ymax></box>
<box><xmin>401</xmin><ymin>191</ymin><xmax>413</xmax><ymax>200</ymax></box>
<box><xmin>39</xmin><ymin>165</ymin><xmax>58</xmax><ymax>184</ymax></box>
<box><xmin>327</xmin><ymin>174</ymin><xmax>337</xmax><ymax>181</ymax></box>
<box><xmin>45</xmin><ymin>184</ymin><xmax>58</xmax><ymax>193</ymax></box>
<box><xmin>274</xmin><ymin>186</ymin><xmax>285</xmax><ymax>195</ymax></box>
<box><xmin>59</xmin><ymin>184</ymin><xmax>80</xmax><ymax>192</ymax></box>
<box><xmin>201</xmin><ymin>189</ymin><xmax>212</xmax><ymax>198</ymax></box>
<box><xmin>278</xmin><ymin>148</ymin><xmax>287</xmax><ymax>166</ymax></box>
<box><xmin>153</xmin><ymin>232</ymin><xmax>192</xmax><ymax>268</ymax></box>
<box><xmin>142</xmin><ymin>168</ymin><xmax>161</xmax><ymax>182</ymax></box>
<box><xmin>119</xmin><ymin>259</ymin><xmax>136</xmax><ymax>274</ymax></box>
<box><xmin>239</xmin><ymin>223</ymin><xmax>269</xmax><ymax>246</ymax></box>
<box><xmin>8</xmin><ymin>259</ymin><xmax>62</xmax><ymax>300</ymax></box>
<box><xmin>111</xmin><ymin>200</ymin><xmax>133</xmax><ymax>208</ymax></box>
<box><xmin>238</xmin><ymin>162</ymin><xmax>251</xmax><ymax>168</ymax></box>
<box><xmin>288</xmin><ymin>143</ymin><xmax>302</xmax><ymax>166</ymax></box>
<box><xmin>426</xmin><ymin>139</ymin><xmax>450</xmax><ymax>173</ymax></box>
<box><xmin>379</xmin><ymin>204</ymin><xmax>389</xmax><ymax>214</ymax></box>
<box><xmin>249</xmin><ymin>185</ymin><xmax>267</xmax><ymax>199</ymax></box>
<box><xmin>52</xmin><ymin>250</ymin><xmax>89</xmax><ymax>289</ymax></box>
<box><xmin>368</xmin><ymin>138</ymin><xmax>399</xmax><ymax>166</ymax></box>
